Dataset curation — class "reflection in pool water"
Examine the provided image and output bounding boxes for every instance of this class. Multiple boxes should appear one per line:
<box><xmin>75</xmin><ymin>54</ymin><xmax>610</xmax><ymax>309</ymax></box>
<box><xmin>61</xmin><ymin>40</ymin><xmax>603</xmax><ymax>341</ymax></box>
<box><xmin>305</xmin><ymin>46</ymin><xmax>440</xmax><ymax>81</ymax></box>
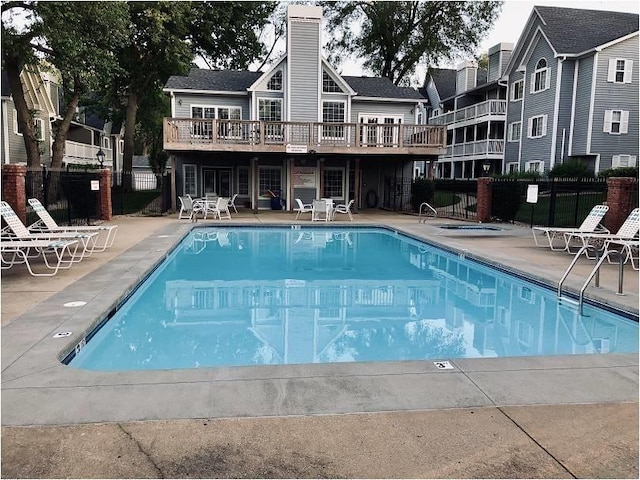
<box><xmin>68</xmin><ymin>227</ymin><xmax>639</xmax><ymax>371</ymax></box>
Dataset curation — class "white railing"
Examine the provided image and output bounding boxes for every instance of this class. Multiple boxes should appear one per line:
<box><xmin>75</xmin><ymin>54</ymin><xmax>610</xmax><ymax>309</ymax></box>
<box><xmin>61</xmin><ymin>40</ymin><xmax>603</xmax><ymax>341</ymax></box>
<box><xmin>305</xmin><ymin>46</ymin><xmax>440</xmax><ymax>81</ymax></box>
<box><xmin>64</xmin><ymin>140</ymin><xmax>113</xmax><ymax>162</ymax></box>
<box><xmin>443</xmin><ymin>139</ymin><xmax>505</xmax><ymax>159</ymax></box>
<box><xmin>430</xmin><ymin>99</ymin><xmax>507</xmax><ymax>126</ymax></box>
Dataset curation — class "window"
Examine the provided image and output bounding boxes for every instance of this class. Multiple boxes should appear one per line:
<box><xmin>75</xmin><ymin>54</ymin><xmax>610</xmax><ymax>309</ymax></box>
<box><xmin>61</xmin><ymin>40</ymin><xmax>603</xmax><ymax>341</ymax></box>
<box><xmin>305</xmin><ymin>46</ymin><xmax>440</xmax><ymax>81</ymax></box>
<box><xmin>118</xmin><ymin>139</ymin><xmax>124</xmax><ymax>155</ymax></box>
<box><xmin>323</xmin><ymin>168</ymin><xmax>344</xmax><ymax>198</ymax></box>
<box><xmin>217</xmin><ymin>107</ymin><xmax>242</xmax><ymax>139</ymax></box>
<box><xmin>259</xmin><ymin>167</ymin><xmax>281</xmax><ymax>197</ymax></box>
<box><xmin>191</xmin><ymin>106</ymin><xmax>215</xmax><ymax>137</ymax></box>
<box><xmin>530</xmin><ymin>58</ymin><xmax>550</xmax><ymax>93</ymax></box>
<box><xmin>267</xmin><ymin>70</ymin><xmax>282</xmax><ymax>91</ymax></box>
<box><xmin>258</xmin><ymin>98</ymin><xmax>282</xmax><ymax>138</ymax></box>
<box><xmin>510</xmin><ymin>80</ymin><xmax>524</xmax><ymax>101</ymax></box>
<box><xmin>612</xmin><ymin>155</ymin><xmax>637</xmax><ymax>168</ymax></box>
<box><xmin>237</xmin><ymin>167</ymin><xmax>249</xmax><ymax>196</ymax></box>
<box><xmin>13</xmin><ymin>110</ymin><xmax>43</xmax><ymax>139</ymax></box>
<box><xmin>322</xmin><ymin>71</ymin><xmax>342</xmax><ymax>93</ymax></box>
<box><xmin>508</xmin><ymin>122</ymin><xmax>521</xmax><ymax>142</ymax></box>
<box><xmin>603</xmin><ymin>110</ymin><xmax>629</xmax><ymax>134</ymax></box>
<box><xmin>183</xmin><ymin>164</ymin><xmax>197</xmax><ymax>196</ymax></box>
<box><xmin>507</xmin><ymin>162</ymin><xmax>519</xmax><ymax>174</ymax></box>
<box><xmin>525</xmin><ymin>160</ymin><xmax>544</xmax><ymax>173</ymax></box>
<box><xmin>527</xmin><ymin>115</ymin><xmax>547</xmax><ymax>138</ymax></box>
<box><xmin>102</xmin><ymin>137</ymin><xmax>111</xmax><ymax>150</ymax></box>
<box><xmin>322</xmin><ymin>101</ymin><xmax>345</xmax><ymax>139</ymax></box>
<box><xmin>607</xmin><ymin>58</ymin><xmax>633</xmax><ymax>84</ymax></box>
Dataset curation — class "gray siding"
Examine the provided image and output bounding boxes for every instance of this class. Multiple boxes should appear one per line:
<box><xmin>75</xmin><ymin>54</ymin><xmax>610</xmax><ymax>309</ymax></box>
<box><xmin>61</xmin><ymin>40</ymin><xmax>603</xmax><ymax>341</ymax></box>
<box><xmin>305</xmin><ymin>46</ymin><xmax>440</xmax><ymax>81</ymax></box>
<box><xmin>425</xmin><ymin>79</ymin><xmax>441</xmax><ymax>109</ymax></box>
<box><xmin>350</xmin><ymin>101</ymin><xmax>413</xmax><ymax>123</ymax></box>
<box><xmin>175</xmin><ymin>94</ymin><xmax>250</xmax><ymax>120</ymax></box>
<box><xmin>571</xmin><ymin>55</ymin><xmax>594</xmax><ymax>155</ymax></box>
<box><xmin>520</xmin><ymin>36</ymin><xmax>556</xmax><ymax>170</ymax></box>
<box><xmin>2</xmin><ymin>99</ymin><xmax>53</xmax><ymax>165</ymax></box>
<box><xmin>554</xmin><ymin>58</ymin><xmax>576</xmax><ymax>165</ymax></box>
<box><xmin>504</xmin><ymin>71</ymin><xmax>524</xmax><ymax>165</ymax></box>
<box><xmin>590</xmin><ymin>36</ymin><xmax>639</xmax><ymax>170</ymax></box>
<box><xmin>288</xmin><ymin>22</ymin><xmax>320</xmax><ymax>122</ymax></box>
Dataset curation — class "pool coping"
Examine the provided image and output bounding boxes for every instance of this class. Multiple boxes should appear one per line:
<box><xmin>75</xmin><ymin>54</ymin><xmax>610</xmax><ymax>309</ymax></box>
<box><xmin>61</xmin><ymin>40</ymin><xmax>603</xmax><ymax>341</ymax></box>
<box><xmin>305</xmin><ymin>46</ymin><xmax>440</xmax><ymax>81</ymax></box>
<box><xmin>1</xmin><ymin>221</ymin><xmax>638</xmax><ymax>426</ymax></box>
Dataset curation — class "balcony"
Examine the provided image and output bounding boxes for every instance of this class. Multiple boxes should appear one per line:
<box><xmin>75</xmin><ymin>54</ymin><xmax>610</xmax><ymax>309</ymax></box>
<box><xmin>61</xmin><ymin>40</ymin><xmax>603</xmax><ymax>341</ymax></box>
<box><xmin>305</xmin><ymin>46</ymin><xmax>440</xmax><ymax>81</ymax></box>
<box><xmin>430</xmin><ymin>99</ymin><xmax>507</xmax><ymax>128</ymax></box>
<box><xmin>163</xmin><ymin>118</ymin><xmax>446</xmax><ymax>156</ymax></box>
<box><xmin>63</xmin><ymin>140</ymin><xmax>113</xmax><ymax>166</ymax></box>
<box><xmin>441</xmin><ymin>139</ymin><xmax>505</xmax><ymax>161</ymax></box>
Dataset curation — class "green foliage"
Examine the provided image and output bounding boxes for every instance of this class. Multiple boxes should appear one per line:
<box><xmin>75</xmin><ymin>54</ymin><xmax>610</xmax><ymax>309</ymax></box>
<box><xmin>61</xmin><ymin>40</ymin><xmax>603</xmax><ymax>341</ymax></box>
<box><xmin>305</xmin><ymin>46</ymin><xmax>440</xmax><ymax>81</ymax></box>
<box><xmin>410</xmin><ymin>178</ymin><xmax>435</xmax><ymax>212</ymax></box>
<box><xmin>548</xmin><ymin>160</ymin><xmax>593</xmax><ymax>178</ymax></box>
<box><xmin>597</xmin><ymin>167</ymin><xmax>639</xmax><ymax>179</ymax></box>
<box><xmin>495</xmin><ymin>170</ymin><xmax>543</xmax><ymax>180</ymax></box>
<box><xmin>321</xmin><ymin>1</ymin><xmax>503</xmax><ymax>85</ymax></box>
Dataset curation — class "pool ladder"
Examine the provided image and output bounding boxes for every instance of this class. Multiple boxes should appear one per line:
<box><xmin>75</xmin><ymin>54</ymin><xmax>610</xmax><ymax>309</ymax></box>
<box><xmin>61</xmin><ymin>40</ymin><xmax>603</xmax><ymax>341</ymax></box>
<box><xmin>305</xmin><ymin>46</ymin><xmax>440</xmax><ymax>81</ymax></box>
<box><xmin>418</xmin><ymin>202</ymin><xmax>437</xmax><ymax>223</ymax></box>
<box><xmin>557</xmin><ymin>244</ymin><xmax>628</xmax><ymax>315</ymax></box>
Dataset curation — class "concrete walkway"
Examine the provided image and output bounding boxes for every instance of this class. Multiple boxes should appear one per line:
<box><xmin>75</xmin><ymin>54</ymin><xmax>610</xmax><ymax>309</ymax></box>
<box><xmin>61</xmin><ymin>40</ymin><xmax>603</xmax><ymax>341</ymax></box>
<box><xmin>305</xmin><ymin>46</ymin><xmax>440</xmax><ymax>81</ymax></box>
<box><xmin>2</xmin><ymin>210</ymin><xmax>638</xmax><ymax>478</ymax></box>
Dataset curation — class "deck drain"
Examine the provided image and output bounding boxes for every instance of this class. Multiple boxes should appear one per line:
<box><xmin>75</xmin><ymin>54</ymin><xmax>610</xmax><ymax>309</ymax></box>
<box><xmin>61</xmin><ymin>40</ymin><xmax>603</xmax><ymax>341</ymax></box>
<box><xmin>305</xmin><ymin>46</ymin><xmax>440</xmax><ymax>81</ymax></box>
<box><xmin>53</xmin><ymin>332</ymin><xmax>73</xmax><ymax>338</ymax></box>
<box><xmin>434</xmin><ymin>361</ymin><xmax>454</xmax><ymax>370</ymax></box>
<box><xmin>63</xmin><ymin>301</ymin><xmax>86</xmax><ymax>308</ymax></box>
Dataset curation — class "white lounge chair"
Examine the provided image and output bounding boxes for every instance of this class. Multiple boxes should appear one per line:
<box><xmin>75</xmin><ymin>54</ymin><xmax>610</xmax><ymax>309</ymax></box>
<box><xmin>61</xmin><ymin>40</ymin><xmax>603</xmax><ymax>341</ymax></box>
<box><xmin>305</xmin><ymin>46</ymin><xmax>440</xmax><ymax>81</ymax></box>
<box><xmin>333</xmin><ymin>199</ymin><xmax>354</xmax><ymax>221</ymax></box>
<box><xmin>1</xmin><ymin>239</ymin><xmax>80</xmax><ymax>276</ymax></box>
<box><xmin>27</xmin><ymin>198</ymin><xmax>117</xmax><ymax>252</ymax></box>
<box><xmin>294</xmin><ymin>198</ymin><xmax>313</xmax><ymax>220</ymax></box>
<box><xmin>604</xmin><ymin>238</ymin><xmax>639</xmax><ymax>270</ymax></box>
<box><xmin>227</xmin><ymin>193</ymin><xmax>239</xmax><ymax>213</ymax></box>
<box><xmin>564</xmin><ymin>207</ymin><xmax>639</xmax><ymax>258</ymax></box>
<box><xmin>531</xmin><ymin>204</ymin><xmax>609</xmax><ymax>251</ymax></box>
<box><xmin>0</xmin><ymin>201</ymin><xmax>97</xmax><ymax>262</ymax></box>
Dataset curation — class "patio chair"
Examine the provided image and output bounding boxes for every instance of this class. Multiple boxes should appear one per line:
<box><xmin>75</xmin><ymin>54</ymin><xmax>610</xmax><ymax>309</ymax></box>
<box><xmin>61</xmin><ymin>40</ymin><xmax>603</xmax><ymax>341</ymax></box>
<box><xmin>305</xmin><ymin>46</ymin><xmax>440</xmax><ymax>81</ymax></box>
<box><xmin>1</xmin><ymin>239</ymin><xmax>80</xmax><ymax>276</ymax></box>
<box><xmin>311</xmin><ymin>200</ymin><xmax>329</xmax><ymax>222</ymax></box>
<box><xmin>531</xmin><ymin>204</ymin><xmax>609</xmax><ymax>251</ymax></box>
<box><xmin>0</xmin><ymin>201</ymin><xmax>97</xmax><ymax>262</ymax></box>
<box><xmin>178</xmin><ymin>195</ymin><xmax>205</xmax><ymax>221</ymax></box>
<box><xmin>205</xmin><ymin>197</ymin><xmax>232</xmax><ymax>220</ymax></box>
<box><xmin>333</xmin><ymin>199</ymin><xmax>354</xmax><ymax>221</ymax></box>
<box><xmin>27</xmin><ymin>198</ymin><xmax>118</xmax><ymax>252</ymax></box>
<box><xmin>227</xmin><ymin>193</ymin><xmax>239</xmax><ymax>213</ymax></box>
<box><xmin>294</xmin><ymin>198</ymin><xmax>313</xmax><ymax>220</ymax></box>
<box><xmin>564</xmin><ymin>207</ymin><xmax>639</xmax><ymax>258</ymax></box>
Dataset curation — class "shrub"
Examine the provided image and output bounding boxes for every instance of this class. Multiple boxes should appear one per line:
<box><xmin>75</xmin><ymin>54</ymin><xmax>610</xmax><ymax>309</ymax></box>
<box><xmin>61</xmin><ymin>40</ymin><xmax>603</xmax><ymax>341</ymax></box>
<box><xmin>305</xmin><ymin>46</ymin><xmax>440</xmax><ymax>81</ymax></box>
<box><xmin>549</xmin><ymin>160</ymin><xmax>593</xmax><ymax>178</ymax></box>
<box><xmin>597</xmin><ymin>166</ymin><xmax>639</xmax><ymax>179</ymax></box>
<box><xmin>495</xmin><ymin>170</ymin><xmax>543</xmax><ymax>180</ymax></box>
<box><xmin>410</xmin><ymin>178</ymin><xmax>435</xmax><ymax>212</ymax></box>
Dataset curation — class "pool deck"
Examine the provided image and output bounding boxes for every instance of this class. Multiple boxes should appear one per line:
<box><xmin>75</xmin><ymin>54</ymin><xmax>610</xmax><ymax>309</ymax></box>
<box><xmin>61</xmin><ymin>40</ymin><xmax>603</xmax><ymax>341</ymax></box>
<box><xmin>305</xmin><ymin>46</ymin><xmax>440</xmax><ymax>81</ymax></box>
<box><xmin>2</xmin><ymin>210</ymin><xmax>638</xmax><ymax>479</ymax></box>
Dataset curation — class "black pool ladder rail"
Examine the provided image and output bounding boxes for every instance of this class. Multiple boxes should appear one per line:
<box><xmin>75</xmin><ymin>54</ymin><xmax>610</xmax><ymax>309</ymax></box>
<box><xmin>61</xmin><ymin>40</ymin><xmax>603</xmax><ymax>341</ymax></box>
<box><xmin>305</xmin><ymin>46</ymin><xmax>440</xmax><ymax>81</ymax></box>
<box><xmin>418</xmin><ymin>202</ymin><xmax>437</xmax><ymax>223</ymax></box>
<box><xmin>557</xmin><ymin>244</ymin><xmax>628</xmax><ymax>315</ymax></box>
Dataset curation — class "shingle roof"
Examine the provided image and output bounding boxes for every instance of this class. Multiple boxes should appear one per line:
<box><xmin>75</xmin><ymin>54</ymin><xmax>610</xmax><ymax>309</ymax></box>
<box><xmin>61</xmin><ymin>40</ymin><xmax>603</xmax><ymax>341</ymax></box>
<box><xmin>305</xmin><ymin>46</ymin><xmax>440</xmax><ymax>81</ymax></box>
<box><xmin>342</xmin><ymin>76</ymin><xmax>426</xmax><ymax>99</ymax></box>
<box><xmin>535</xmin><ymin>6</ymin><xmax>639</xmax><ymax>54</ymax></box>
<box><xmin>165</xmin><ymin>68</ymin><xmax>263</xmax><ymax>91</ymax></box>
<box><xmin>427</xmin><ymin>68</ymin><xmax>456</xmax><ymax>100</ymax></box>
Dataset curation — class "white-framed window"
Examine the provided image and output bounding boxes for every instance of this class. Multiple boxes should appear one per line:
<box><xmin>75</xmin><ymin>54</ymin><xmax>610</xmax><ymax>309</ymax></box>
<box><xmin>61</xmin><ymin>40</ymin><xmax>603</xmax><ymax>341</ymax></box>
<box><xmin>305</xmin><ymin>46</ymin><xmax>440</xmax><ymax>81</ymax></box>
<box><xmin>607</xmin><ymin>58</ymin><xmax>633</xmax><ymax>84</ymax></box>
<box><xmin>237</xmin><ymin>166</ymin><xmax>250</xmax><ymax>196</ymax></box>
<box><xmin>258</xmin><ymin>166</ymin><xmax>282</xmax><ymax>197</ymax></box>
<box><xmin>322</xmin><ymin>100</ymin><xmax>346</xmax><ymax>139</ymax></box>
<box><xmin>507</xmin><ymin>121</ymin><xmax>521</xmax><ymax>142</ymax></box>
<box><xmin>118</xmin><ymin>139</ymin><xmax>124</xmax><ymax>155</ymax></box>
<box><xmin>13</xmin><ymin>110</ymin><xmax>43</xmax><ymax>139</ymax></box>
<box><xmin>507</xmin><ymin>162</ymin><xmax>519</xmax><ymax>174</ymax></box>
<box><xmin>183</xmin><ymin>164</ymin><xmax>197</xmax><ymax>196</ymax></box>
<box><xmin>258</xmin><ymin>98</ymin><xmax>283</xmax><ymax>138</ymax></box>
<box><xmin>527</xmin><ymin>114</ymin><xmax>547</xmax><ymax>138</ymax></box>
<box><xmin>267</xmin><ymin>70</ymin><xmax>283</xmax><ymax>91</ymax></box>
<box><xmin>612</xmin><ymin>155</ymin><xmax>637</xmax><ymax>168</ymax></box>
<box><xmin>510</xmin><ymin>80</ymin><xmax>524</xmax><ymax>101</ymax></box>
<box><xmin>322</xmin><ymin>70</ymin><xmax>342</xmax><ymax>93</ymax></box>
<box><xmin>322</xmin><ymin>167</ymin><xmax>345</xmax><ymax>198</ymax></box>
<box><xmin>102</xmin><ymin>136</ymin><xmax>111</xmax><ymax>150</ymax></box>
<box><xmin>525</xmin><ymin>160</ymin><xmax>544</xmax><ymax>173</ymax></box>
<box><xmin>530</xmin><ymin>58</ymin><xmax>550</xmax><ymax>93</ymax></box>
<box><xmin>603</xmin><ymin>110</ymin><xmax>629</xmax><ymax>134</ymax></box>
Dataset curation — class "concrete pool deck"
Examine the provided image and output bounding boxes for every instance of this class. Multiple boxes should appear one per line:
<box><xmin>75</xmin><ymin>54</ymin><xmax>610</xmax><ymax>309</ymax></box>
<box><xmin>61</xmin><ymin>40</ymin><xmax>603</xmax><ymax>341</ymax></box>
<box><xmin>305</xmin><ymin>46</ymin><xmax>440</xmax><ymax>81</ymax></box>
<box><xmin>2</xmin><ymin>210</ymin><xmax>638</xmax><ymax>478</ymax></box>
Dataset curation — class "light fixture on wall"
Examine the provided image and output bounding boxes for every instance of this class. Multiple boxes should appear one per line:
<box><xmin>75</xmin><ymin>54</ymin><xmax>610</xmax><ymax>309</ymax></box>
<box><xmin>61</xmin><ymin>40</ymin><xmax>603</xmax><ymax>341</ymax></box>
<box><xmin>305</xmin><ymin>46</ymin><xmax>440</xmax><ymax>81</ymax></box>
<box><xmin>96</xmin><ymin>148</ymin><xmax>105</xmax><ymax>168</ymax></box>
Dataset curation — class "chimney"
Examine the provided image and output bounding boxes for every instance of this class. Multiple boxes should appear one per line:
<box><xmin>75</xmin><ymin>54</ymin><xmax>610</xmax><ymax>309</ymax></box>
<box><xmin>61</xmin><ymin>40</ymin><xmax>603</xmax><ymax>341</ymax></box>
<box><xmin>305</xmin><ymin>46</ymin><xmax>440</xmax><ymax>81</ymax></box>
<box><xmin>286</xmin><ymin>5</ymin><xmax>323</xmax><ymax>122</ymax></box>
<box><xmin>487</xmin><ymin>43</ymin><xmax>514</xmax><ymax>82</ymax></box>
<box><xmin>456</xmin><ymin>60</ymin><xmax>477</xmax><ymax>94</ymax></box>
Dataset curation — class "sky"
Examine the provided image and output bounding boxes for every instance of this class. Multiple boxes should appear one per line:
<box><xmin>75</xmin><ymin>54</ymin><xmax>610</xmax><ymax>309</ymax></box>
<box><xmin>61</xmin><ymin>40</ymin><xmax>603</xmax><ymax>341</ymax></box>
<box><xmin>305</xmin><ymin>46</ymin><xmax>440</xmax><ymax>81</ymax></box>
<box><xmin>338</xmin><ymin>0</ymin><xmax>640</xmax><ymax>79</ymax></box>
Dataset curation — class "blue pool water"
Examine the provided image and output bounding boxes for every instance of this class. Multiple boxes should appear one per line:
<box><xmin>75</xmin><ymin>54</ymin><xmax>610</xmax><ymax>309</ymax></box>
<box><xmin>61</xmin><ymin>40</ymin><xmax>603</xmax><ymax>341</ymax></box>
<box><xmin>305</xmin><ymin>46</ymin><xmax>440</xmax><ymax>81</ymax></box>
<box><xmin>68</xmin><ymin>227</ymin><xmax>639</xmax><ymax>371</ymax></box>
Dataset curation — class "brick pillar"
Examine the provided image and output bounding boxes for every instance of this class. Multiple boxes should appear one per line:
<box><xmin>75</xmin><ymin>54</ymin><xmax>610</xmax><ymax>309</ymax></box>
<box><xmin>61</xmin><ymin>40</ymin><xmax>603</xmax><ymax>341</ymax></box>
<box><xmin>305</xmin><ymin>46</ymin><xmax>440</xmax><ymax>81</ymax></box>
<box><xmin>1</xmin><ymin>164</ymin><xmax>27</xmax><ymax>224</ymax></box>
<box><xmin>476</xmin><ymin>177</ymin><xmax>493</xmax><ymax>223</ymax></box>
<box><xmin>98</xmin><ymin>169</ymin><xmax>113</xmax><ymax>221</ymax></box>
<box><xmin>605</xmin><ymin>177</ymin><xmax>636</xmax><ymax>233</ymax></box>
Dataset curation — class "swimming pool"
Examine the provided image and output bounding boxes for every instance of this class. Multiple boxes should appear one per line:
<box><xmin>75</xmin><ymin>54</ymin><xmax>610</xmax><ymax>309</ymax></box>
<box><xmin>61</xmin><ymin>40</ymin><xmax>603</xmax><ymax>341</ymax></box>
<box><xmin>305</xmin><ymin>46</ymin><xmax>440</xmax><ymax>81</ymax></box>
<box><xmin>67</xmin><ymin>226</ymin><xmax>639</xmax><ymax>371</ymax></box>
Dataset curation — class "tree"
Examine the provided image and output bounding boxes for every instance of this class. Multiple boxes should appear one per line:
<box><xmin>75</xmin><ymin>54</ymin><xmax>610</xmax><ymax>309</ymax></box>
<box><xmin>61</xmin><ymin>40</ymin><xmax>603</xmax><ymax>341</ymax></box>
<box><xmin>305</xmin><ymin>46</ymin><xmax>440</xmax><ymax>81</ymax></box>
<box><xmin>1</xmin><ymin>1</ymin><xmax>129</xmax><ymax>168</ymax></box>
<box><xmin>322</xmin><ymin>1</ymin><xmax>503</xmax><ymax>86</ymax></box>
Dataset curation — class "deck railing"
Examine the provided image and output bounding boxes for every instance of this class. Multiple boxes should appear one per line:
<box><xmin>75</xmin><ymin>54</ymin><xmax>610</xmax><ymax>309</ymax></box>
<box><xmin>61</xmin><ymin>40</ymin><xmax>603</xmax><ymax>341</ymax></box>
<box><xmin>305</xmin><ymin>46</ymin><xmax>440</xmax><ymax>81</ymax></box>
<box><xmin>430</xmin><ymin>99</ymin><xmax>507</xmax><ymax>126</ymax></box>
<box><xmin>443</xmin><ymin>139</ymin><xmax>505</xmax><ymax>158</ymax></box>
<box><xmin>163</xmin><ymin>118</ymin><xmax>446</xmax><ymax>150</ymax></box>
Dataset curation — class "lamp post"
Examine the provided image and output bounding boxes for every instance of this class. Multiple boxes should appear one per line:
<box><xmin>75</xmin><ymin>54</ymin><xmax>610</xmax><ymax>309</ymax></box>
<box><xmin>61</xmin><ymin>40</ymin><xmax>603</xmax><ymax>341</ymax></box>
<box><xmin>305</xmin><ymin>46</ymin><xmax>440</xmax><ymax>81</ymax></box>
<box><xmin>482</xmin><ymin>159</ymin><xmax>491</xmax><ymax>177</ymax></box>
<box><xmin>96</xmin><ymin>148</ymin><xmax>105</xmax><ymax>169</ymax></box>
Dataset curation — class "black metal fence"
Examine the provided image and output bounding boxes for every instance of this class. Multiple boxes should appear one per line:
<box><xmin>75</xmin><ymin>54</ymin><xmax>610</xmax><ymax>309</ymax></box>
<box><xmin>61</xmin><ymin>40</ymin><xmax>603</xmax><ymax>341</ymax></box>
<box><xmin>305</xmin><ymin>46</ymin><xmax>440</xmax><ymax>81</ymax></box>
<box><xmin>433</xmin><ymin>179</ymin><xmax>478</xmax><ymax>221</ymax></box>
<box><xmin>111</xmin><ymin>171</ymin><xmax>171</xmax><ymax>216</ymax></box>
<box><xmin>382</xmin><ymin>176</ymin><xmax>414</xmax><ymax>211</ymax></box>
<box><xmin>492</xmin><ymin>178</ymin><xmax>609</xmax><ymax>227</ymax></box>
<box><xmin>25</xmin><ymin>166</ymin><xmax>101</xmax><ymax>227</ymax></box>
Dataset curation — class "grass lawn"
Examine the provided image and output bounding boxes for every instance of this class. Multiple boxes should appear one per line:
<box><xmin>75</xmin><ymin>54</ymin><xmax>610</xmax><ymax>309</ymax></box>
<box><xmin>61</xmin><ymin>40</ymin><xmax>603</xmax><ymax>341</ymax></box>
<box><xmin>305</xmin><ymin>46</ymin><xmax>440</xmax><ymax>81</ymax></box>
<box><xmin>516</xmin><ymin>193</ymin><xmax>605</xmax><ymax>226</ymax></box>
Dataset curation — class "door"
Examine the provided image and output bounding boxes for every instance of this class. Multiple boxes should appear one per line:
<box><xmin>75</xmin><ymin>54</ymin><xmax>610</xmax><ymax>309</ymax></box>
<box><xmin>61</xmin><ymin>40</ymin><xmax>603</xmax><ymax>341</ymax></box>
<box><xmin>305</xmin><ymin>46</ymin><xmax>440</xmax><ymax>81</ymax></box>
<box><xmin>359</xmin><ymin>115</ymin><xmax>402</xmax><ymax>147</ymax></box>
<box><xmin>202</xmin><ymin>168</ymin><xmax>232</xmax><ymax>196</ymax></box>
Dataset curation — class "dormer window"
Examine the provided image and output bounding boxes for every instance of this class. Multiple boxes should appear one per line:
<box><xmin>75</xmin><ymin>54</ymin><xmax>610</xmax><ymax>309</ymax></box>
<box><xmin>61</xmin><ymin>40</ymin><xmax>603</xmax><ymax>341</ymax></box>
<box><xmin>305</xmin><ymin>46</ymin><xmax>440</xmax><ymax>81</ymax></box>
<box><xmin>531</xmin><ymin>58</ymin><xmax>550</xmax><ymax>93</ymax></box>
<box><xmin>267</xmin><ymin>70</ymin><xmax>282</xmax><ymax>91</ymax></box>
<box><xmin>322</xmin><ymin>71</ymin><xmax>342</xmax><ymax>93</ymax></box>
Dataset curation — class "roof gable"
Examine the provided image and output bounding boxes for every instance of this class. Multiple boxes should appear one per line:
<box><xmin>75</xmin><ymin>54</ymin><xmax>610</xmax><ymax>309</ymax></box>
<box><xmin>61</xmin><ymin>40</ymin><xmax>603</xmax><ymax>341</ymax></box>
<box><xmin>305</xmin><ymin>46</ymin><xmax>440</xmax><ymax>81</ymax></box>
<box><xmin>165</xmin><ymin>68</ymin><xmax>262</xmax><ymax>93</ymax></box>
<box><xmin>426</xmin><ymin>68</ymin><xmax>457</xmax><ymax>101</ymax></box>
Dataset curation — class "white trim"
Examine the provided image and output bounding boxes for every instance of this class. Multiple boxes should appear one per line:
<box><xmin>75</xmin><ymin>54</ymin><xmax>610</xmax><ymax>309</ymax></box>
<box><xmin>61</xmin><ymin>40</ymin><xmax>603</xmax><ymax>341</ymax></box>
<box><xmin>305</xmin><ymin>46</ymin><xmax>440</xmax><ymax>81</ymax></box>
<box><xmin>586</xmin><ymin>52</ymin><xmax>598</xmax><ymax>154</ymax></box>
<box><xmin>507</xmin><ymin>121</ymin><xmax>522</xmax><ymax>142</ymax></box>
<box><xmin>594</xmin><ymin>153</ymin><xmax>601</xmax><ymax>174</ymax></box>
<box><xmin>525</xmin><ymin>160</ymin><xmax>544</xmax><ymax>173</ymax></box>
<box><xmin>593</xmin><ymin>31</ymin><xmax>639</xmax><ymax>53</ymax></box>
<box><xmin>321</xmin><ymin>58</ymin><xmax>356</xmax><ymax>95</ymax></box>
<box><xmin>247</xmin><ymin>55</ymin><xmax>287</xmax><ymax>93</ymax></box>
<box><xmin>163</xmin><ymin>88</ymin><xmax>247</xmax><ymax>96</ymax></box>
<box><xmin>13</xmin><ymin>109</ymin><xmax>22</xmax><ymax>136</ymax></box>
<box><xmin>321</xmin><ymin>166</ymin><xmax>346</xmax><ymax>199</ymax></box>
<box><xmin>510</xmin><ymin>79</ymin><xmax>524</xmax><ymax>101</ymax></box>
<box><xmin>257</xmin><ymin>97</ymin><xmax>283</xmax><ymax>122</ymax></box>
<box><xmin>182</xmin><ymin>163</ymin><xmax>197</xmax><ymax>196</ymax></box>
<box><xmin>352</xmin><ymin>96</ymin><xmax>423</xmax><ymax>103</ymax></box>
<box><xmin>527</xmin><ymin>114</ymin><xmax>547</xmax><ymax>138</ymax></box>
<box><xmin>568</xmin><ymin>59</ymin><xmax>579</xmax><ymax>156</ymax></box>
<box><xmin>549</xmin><ymin>58</ymin><xmax>563</xmax><ymax>169</ymax></box>
<box><xmin>2</xmin><ymin>103</ymin><xmax>9</xmax><ymax>164</ymax></box>
<box><xmin>518</xmin><ymin>68</ymin><xmax>526</xmax><ymax>164</ymax></box>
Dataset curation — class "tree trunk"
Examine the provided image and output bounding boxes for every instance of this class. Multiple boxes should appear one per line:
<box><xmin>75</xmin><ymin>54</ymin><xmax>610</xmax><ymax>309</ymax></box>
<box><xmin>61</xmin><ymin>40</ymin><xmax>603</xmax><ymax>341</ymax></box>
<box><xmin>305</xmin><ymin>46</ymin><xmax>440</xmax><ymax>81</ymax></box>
<box><xmin>122</xmin><ymin>90</ymin><xmax>139</xmax><ymax>191</ymax></box>
<box><xmin>50</xmin><ymin>83</ymin><xmax>82</xmax><ymax>169</ymax></box>
<box><xmin>5</xmin><ymin>56</ymin><xmax>41</xmax><ymax>168</ymax></box>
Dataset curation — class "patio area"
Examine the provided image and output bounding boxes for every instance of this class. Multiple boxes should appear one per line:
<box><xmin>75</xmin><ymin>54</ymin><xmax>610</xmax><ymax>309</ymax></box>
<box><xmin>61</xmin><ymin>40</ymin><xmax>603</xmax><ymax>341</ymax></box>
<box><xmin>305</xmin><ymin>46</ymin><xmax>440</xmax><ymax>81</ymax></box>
<box><xmin>2</xmin><ymin>209</ymin><xmax>638</xmax><ymax>478</ymax></box>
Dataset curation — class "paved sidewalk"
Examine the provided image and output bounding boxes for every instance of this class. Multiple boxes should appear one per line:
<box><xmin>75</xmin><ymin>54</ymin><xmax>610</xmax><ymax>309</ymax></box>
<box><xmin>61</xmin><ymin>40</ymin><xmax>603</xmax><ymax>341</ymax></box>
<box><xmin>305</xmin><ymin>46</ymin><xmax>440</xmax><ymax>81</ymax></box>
<box><xmin>2</xmin><ymin>210</ymin><xmax>638</xmax><ymax>478</ymax></box>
